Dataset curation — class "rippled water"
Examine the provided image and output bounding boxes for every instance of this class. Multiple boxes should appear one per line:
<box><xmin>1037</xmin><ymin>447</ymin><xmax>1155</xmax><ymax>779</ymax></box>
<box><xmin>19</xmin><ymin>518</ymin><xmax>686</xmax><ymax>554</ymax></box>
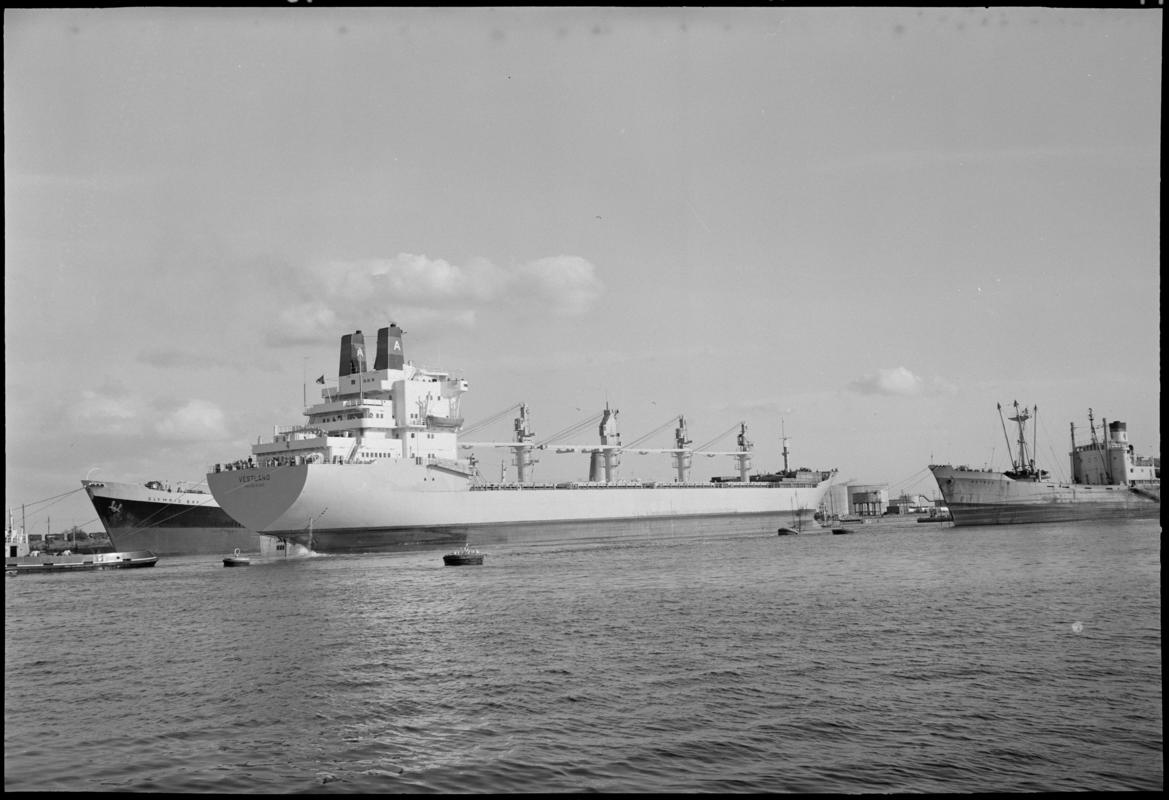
<box><xmin>5</xmin><ymin>518</ymin><xmax>1162</xmax><ymax>792</ymax></box>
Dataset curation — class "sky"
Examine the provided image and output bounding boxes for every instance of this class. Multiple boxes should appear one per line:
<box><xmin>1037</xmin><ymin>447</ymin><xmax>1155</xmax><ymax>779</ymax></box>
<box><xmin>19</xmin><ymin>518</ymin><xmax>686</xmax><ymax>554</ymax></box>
<box><xmin>4</xmin><ymin>7</ymin><xmax>1161</xmax><ymax>534</ymax></box>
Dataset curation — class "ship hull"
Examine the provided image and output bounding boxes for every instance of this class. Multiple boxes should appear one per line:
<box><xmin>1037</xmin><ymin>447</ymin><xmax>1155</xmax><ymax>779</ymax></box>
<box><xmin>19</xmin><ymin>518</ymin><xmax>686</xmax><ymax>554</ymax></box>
<box><xmin>929</xmin><ymin>466</ymin><xmax>1160</xmax><ymax>527</ymax></box>
<box><xmin>207</xmin><ymin>462</ymin><xmax>833</xmax><ymax>553</ymax></box>
<box><xmin>83</xmin><ymin>480</ymin><xmax>260</xmax><ymax>556</ymax></box>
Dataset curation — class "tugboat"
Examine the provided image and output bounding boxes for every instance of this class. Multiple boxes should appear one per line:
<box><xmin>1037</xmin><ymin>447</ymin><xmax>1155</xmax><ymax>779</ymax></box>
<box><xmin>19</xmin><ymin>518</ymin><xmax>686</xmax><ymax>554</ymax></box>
<box><xmin>775</xmin><ymin>429</ymin><xmax>817</xmax><ymax>537</ymax></box>
<box><xmin>222</xmin><ymin>548</ymin><xmax>251</xmax><ymax>567</ymax></box>
<box><xmin>776</xmin><ymin>508</ymin><xmax>807</xmax><ymax>536</ymax></box>
<box><xmin>916</xmin><ymin>506</ymin><xmax>953</xmax><ymax>523</ymax></box>
<box><xmin>6</xmin><ymin>511</ymin><xmax>158</xmax><ymax>574</ymax></box>
<box><xmin>443</xmin><ymin>546</ymin><xmax>485</xmax><ymax>566</ymax></box>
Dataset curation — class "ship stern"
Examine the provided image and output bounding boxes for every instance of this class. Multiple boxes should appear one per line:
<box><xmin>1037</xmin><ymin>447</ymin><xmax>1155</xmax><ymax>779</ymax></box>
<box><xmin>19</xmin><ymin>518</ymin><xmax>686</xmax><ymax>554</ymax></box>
<box><xmin>207</xmin><ymin>466</ymin><xmax>309</xmax><ymax>532</ymax></box>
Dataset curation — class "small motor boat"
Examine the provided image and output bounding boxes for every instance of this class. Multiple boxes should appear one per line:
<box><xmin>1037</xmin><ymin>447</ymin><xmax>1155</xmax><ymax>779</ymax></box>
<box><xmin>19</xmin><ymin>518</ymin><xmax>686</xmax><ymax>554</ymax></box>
<box><xmin>223</xmin><ymin>548</ymin><xmax>251</xmax><ymax>567</ymax></box>
<box><xmin>443</xmin><ymin>547</ymin><xmax>484</xmax><ymax>566</ymax></box>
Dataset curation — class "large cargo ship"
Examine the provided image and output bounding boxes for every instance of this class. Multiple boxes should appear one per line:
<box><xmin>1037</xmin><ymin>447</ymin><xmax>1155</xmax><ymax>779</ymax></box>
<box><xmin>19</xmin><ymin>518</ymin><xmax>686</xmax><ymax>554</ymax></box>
<box><xmin>81</xmin><ymin>479</ymin><xmax>261</xmax><ymax>556</ymax></box>
<box><xmin>929</xmin><ymin>402</ymin><xmax>1160</xmax><ymax>526</ymax></box>
<box><xmin>206</xmin><ymin>323</ymin><xmax>836</xmax><ymax>553</ymax></box>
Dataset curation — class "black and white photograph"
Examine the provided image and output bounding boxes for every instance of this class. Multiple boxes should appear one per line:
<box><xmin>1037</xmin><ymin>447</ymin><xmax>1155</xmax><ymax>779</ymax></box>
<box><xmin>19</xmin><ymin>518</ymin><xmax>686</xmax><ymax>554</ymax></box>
<box><xmin>5</xmin><ymin>6</ymin><xmax>1161</xmax><ymax>792</ymax></box>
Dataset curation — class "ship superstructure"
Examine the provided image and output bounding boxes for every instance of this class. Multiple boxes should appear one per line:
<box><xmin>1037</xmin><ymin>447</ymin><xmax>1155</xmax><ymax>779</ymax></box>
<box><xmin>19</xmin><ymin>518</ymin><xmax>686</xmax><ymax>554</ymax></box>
<box><xmin>929</xmin><ymin>402</ymin><xmax>1160</xmax><ymax>526</ymax></box>
<box><xmin>1068</xmin><ymin>409</ymin><xmax>1159</xmax><ymax>488</ymax></box>
<box><xmin>243</xmin><ymin>324</ymin><xmax>470</xmax><ymax>474</ymax></box>
<box><xmin>207</xmin><ymin>323</ymin><xmax>836</xmax><ymax>552</ymax></box>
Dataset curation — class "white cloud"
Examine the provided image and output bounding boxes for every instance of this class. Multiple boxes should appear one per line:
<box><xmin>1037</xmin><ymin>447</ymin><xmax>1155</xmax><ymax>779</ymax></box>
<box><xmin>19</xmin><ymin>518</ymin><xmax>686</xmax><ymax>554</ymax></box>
<box><xmin>153</xmin><ymin>399</ymin><xmax>230</xmax><ymax>442</ymax></box>
<box><xmin>69</xmin><ymin>389</ymin><xmax>145</xmax><ymax>436</ymax></box>
<box><xmin>304</xmin><ymin>254</ymin><xmax>504</xmax><ymax>306</ymax></box>
<box><xmin>270</xmin><ymin>302</ymin><xmax>342</xmax><ymax>347</ymax></box>
<box><xmin>512</xmin><ymin>256</ymin><xmax>604</xmax><ymax>315</ymax></box>
<box><xmin>846</xmin><ymin>367</ymin><xmax>960</xmax><ymax>397</ymax></box>
<box><xmin>848</xmin><ymin>366</ymin><xmax>924</xmax><ymax>396</ymax></box>
<box><xmin>269</xmin><ymin>253</ymin><xmax>603</xmax><ymax>344</ymax></box>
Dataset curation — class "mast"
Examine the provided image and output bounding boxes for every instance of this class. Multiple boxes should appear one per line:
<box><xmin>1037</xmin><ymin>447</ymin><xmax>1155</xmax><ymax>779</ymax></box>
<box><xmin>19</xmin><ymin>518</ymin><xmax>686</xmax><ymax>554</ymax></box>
<box><xmin>1007</xmin><ymin>401</ymin><xmax>1033</xmax><ymax>474</ymax></box>
<box><xmin>1087</xmin><ymin>407</ymin><xmax>1113</xmax><ymax>483</ymax></box>
<box><xmin>1032</xmin><ymin>405</ymin><xmax>1038</xmax><ymax>472</ymax></box>
<box><xmin>735</xmin><ymin>422</ymin><xmax>752</xmax><ymax>482</ymax></box>
<box><xmin>1101</xmin><ymin>415</ymin><xmax>1114</xmax><ymax>484</ymax></box>
<box><xmin>512</xmin><ymin>403</ymin><xmax>537</xmax><ymax>483</ymax></box>
<box><xmin>780</xmin><ymin>418</ymin><xmax>790</xmax><ymax>474</ymax></box>
<box><xmin>598</xmin><ymin>403</ymin><xmax>621</xmax><ymax>482</ymax></box>
<box><xmin>673</xmin><ymin>415</ymin><xmax>692</xmax><ymax>482</ymax></box>
<box><xmin>997</xmin><ymin>403</ymin><xmax>1015</xmax><ymax>470</ymax></box>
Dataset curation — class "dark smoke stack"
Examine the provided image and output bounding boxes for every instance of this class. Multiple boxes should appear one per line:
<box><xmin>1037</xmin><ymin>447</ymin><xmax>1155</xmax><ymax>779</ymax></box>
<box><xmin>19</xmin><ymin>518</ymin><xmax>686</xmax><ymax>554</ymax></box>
<box><xmin>338</xmin><ymin>330</ymin><xmax>367</xmax><ymax>377</ymax></box>
<box><xmin>1108</xmin><ymin>420</ymin><xmax>1128</xmax><ymax>444</ymax></box>
<box><xmin>338</xmin><ymin>333</ymin><xmax>353</xmax><ymax>377</ymax></box>
<box><xmin>375</xmin><ymin>323</ymin><xmax>405</xmax><ymax>370</ymax></box>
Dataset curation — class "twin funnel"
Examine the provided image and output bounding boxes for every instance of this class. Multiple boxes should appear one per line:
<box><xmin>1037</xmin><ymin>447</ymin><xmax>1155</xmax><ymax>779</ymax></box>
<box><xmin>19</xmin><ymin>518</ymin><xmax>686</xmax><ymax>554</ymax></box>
<box><xmin>337</xmin><ymin>324</ymin><xmax>405</xmax><ymax>377</ymax></box>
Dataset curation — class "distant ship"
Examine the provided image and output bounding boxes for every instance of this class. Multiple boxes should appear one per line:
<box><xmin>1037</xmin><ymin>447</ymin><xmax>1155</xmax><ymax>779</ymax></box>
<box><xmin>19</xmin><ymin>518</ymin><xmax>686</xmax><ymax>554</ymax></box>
<box><xmin>206</xmin><ymin>323</ymin><xmax>836</xmax><ymax>553</ymax></box>
<box><xmin>929</xmin><ymin>402</ymin><xmax>1160</xmax><ymax>526</ymax></box>
<box><xmin>82</xmin><ymin>479</ymin><xmax>261</xmax><ymax>556</ymax></box>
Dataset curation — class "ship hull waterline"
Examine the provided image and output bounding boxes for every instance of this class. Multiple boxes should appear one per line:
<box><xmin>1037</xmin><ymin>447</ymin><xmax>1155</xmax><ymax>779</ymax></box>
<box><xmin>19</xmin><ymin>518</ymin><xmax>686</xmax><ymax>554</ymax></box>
<box><xmin>930</xmin><ymin>466</ymin><xmax>1160</xmax><ymax>527</ymax></box>
<box><xmin>208</xmin><ymin>463</ymin><xmax>834</xmax><ymax>553</ymax></box>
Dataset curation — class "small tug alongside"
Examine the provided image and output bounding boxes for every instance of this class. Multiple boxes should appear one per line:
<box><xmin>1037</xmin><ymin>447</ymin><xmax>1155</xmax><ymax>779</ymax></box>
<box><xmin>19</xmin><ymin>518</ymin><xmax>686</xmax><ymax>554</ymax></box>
<box><xmin>443</xmin><ymin>547</ymin><xmax>485</xmax><ymax>566</ymax></box>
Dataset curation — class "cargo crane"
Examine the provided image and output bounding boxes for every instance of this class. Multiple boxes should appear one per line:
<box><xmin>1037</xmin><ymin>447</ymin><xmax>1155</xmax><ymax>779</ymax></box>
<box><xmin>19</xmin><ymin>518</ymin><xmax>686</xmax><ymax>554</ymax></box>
<box><xmin>459</xmin><ymin>402</ymin><xmax>547</xmax><ymax>483</ymax></box>
<box><xmin>462</xmin><ymin>405</ymin><xmax>761</xmax><ymax>485</ymax></box>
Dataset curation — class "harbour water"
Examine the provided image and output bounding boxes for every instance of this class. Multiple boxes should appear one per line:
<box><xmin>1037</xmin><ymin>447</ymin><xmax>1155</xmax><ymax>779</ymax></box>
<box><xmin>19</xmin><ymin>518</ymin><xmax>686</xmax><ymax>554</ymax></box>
<box><xmin>4</xmin><ymin>517</ymin><xmax>1161</xmax><ymax>792</ymax></box>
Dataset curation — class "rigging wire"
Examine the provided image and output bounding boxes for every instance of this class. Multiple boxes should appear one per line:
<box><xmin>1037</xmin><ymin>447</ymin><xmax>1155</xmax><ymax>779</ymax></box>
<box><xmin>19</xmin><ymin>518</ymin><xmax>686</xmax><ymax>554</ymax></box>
<box><xmin>693</xmin><ymin>421</ymin><xmax>744</xmax><ymax>453</ymax></box>
<box><xmin>622</xmin><ymin>415</ymin><xmax>684</xmax><ymax>450</ymax></box>
<box><xmin>885</xmin><ymin>466</ymin><xmax>936</xmax><ymax>497</ymax></box>
<box><xmin>460</xmin><ymin>402</ymin><xmax>524</xmax><ymax>436</ymax></box>
<box><xmin>10</xmin><ymin>486</ymin><xmax>87</xmax><ymax>512</ymax></box>
<box><xmin>536</xmin><ymin>411</ymin><xmax>605</xmax><ymax>448</ymax></box>
<box><xmin>1037</xmin><ymin>414</ymin><xmax>1069</xmax><ymax>483</ymax></box>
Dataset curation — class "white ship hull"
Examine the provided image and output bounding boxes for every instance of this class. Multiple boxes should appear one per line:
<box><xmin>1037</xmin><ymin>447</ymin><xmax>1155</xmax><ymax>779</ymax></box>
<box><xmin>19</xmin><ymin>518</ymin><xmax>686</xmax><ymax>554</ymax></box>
<box><xmin>207</xmin><ymin>461</ymin><xmax>833</xmax><ymax>553</ymax></box>
<box><xmin>205</xmin><ymin>322</ymin><xmax>837</xmax><ymax>553</ymax></box>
